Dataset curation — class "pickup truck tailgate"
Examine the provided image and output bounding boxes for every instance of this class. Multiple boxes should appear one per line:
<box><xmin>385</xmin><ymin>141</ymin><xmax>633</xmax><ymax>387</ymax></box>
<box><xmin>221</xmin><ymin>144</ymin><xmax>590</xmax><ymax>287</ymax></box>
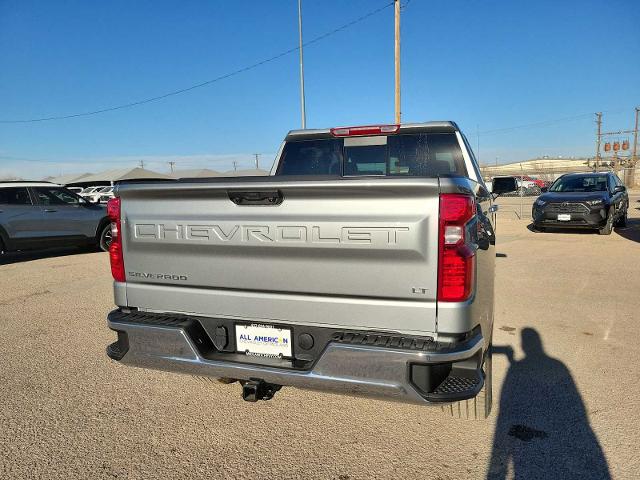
<box><xmin>118</xmin><ymin>178</ymin><xmax>440</xmax><ymax>335</ymax></box>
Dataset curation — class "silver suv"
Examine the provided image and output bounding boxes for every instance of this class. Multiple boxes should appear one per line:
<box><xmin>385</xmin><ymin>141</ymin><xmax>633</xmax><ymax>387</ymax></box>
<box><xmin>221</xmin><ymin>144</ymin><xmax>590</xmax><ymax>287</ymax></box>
<box><xmin>0</xmin><ymin>182</ymin><xmax>112</xmax><ymax>254</ymax></box>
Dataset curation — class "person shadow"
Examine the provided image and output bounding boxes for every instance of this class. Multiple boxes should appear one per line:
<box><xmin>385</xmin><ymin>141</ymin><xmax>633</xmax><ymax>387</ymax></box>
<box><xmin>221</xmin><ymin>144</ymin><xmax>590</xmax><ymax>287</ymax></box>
<box><xmin>488</xmin><ymin>328</ymin><xmax>610</xmax><ymax>479</ymax></box>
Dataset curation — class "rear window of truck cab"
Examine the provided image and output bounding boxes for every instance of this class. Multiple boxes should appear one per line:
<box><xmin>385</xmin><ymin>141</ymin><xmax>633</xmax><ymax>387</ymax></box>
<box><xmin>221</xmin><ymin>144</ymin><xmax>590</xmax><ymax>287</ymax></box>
<box><xmin>276</xmin><ymin>133</ymin><xmax>467</xmax><ymax>177</ymax></box>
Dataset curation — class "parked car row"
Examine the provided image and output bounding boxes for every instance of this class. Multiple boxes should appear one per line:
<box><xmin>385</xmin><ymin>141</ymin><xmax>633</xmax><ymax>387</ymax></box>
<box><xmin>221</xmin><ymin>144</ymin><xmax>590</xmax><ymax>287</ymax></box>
<box><xmin>486</xmin><ymin>175</ymin><xmax>552</xmax><ymax>197</ymax></box>
<box><xmin>0</xmin><ymin>182</ymin><xmax>112</xmax><ymax>254</ymax></box>
<box><xmin>76</xmin><ymin>186</ymin><xmax>115</xmax><ymax>203</ymax></box>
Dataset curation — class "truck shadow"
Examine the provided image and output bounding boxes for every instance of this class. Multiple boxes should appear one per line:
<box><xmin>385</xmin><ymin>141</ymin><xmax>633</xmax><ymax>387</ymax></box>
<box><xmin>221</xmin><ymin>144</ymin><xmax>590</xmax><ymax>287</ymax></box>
<box><xmin>0</xmin><ymin>247</ymin><xmax>91</xmax><ymax>266</ymax></box>
<box><xmin>488</xmin><ymin>329</ymin><xmax>610</xmax><ymax>479</ymax></box>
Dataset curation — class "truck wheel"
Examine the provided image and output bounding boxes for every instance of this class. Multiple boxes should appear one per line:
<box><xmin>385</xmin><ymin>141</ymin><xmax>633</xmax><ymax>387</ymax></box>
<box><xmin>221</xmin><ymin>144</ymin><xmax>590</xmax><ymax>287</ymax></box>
<box><xmin>98</xmin><ymin>223</ymin><xmax>113</xmax><ymax>252</ymax></box>
<box><xmin>441</xmin><ymin>344</ymin><xmax>493</xmax><ymax>420</ymax></box>
<box><xmin>598</xmin><ymin>209</ymin><xmax>613</xmax><ymax>235</ymax></box>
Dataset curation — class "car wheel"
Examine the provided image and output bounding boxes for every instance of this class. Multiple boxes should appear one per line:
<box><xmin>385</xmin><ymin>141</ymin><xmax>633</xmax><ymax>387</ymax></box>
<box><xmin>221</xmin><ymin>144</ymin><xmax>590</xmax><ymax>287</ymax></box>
<box><xmin>615</xmin><ymin>208</ymin><xmax>627</xmax><ymax>228</ymax></box>
<box><xmin>0</xmin><ymin>237</ymin><xmax>5</xmax><ymax>255</ymax></box>
<box><xmin>98</xmin><ymin>223</ymin><xmax>113</xmax><ymax>252</ymax></box>
<box><xmin>598</xmin><ymin>209</ymin><xmax>614</xmax><ymax>235</ymax></box>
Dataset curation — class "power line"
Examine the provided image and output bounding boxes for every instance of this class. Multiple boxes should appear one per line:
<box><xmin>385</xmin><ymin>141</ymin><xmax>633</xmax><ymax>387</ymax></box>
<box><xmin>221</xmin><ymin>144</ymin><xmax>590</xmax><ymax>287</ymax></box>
<box><xmin>478</xmin><ymin>108</ymin><xmax>629</xmax><ymax>136</ymax></box>
<box><xmin>479</xmin><ymin>113</ymin><xmax>593</xmax><ymax>135</ymax></box>
<box><xmin>0</xmin><ymin>2</ymin><xmax>394</xmax><ymax>124</ymax></box>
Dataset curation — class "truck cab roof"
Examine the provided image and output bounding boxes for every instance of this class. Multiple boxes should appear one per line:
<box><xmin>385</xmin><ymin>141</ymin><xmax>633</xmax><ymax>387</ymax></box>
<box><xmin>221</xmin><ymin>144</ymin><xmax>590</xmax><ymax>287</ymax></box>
<box><xmin>285</xmin><ymin>121</ymin><xmax>460</xmax><ymax>141</ymax></box>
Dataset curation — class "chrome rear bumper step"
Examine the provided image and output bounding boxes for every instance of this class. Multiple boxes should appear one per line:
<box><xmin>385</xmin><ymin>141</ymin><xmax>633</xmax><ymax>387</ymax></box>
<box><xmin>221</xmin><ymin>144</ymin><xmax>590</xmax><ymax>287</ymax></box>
<box><xmin>107</xmin><ymin>309</ymin><xmax>485</xmax><ymax>406</ymax></box>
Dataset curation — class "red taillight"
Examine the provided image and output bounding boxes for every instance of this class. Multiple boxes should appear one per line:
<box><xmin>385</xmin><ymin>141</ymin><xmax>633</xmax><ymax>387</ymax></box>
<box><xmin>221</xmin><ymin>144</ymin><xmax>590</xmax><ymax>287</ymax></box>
<box><xmin>330</xmin><ymin>124</ymin><xmax>400</xmax><ymax>137</ymax></box>
<box><xmin>107</xmin><ymin>197</ymin><xmax>125</xmax><ymax>282</ymax></box>
<box><xmin>438</xmin><ymin>194</ymin><xmax>475</xmax><ymax>302</ymax></box>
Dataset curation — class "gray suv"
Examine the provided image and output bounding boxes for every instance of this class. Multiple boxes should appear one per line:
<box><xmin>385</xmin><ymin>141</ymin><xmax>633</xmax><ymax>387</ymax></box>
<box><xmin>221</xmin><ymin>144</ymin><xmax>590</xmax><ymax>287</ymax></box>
<box><xmin>0</xmin><ymin>182</ymin><xmax>111</xmax><ymax>254</ymax></box>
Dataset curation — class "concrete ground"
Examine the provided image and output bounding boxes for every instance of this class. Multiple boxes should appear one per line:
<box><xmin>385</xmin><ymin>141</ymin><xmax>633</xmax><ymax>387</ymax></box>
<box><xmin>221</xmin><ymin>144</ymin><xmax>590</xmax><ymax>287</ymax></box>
<box><xmin>1</xmin><ymin>196</ymin><xmax>639</xmax><ymax>479</ymax></box>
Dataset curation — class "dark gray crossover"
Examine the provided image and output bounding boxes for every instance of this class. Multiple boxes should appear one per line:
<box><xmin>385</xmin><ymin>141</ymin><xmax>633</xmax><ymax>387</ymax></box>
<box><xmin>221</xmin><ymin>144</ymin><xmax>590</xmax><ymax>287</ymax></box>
<box><xmin>0</xmin><ymin>182</ymin><xmax>111</xmax><ymax>253</ymax></box>
<box><xmin>532</xmin><ymin>172</ymin><xmax>629</xmax><ymax>234</ymax></box>
<box><xmin>105</xmin><ymin>122</ymin><xmax>517</xmax><ymax>417</ymax></box>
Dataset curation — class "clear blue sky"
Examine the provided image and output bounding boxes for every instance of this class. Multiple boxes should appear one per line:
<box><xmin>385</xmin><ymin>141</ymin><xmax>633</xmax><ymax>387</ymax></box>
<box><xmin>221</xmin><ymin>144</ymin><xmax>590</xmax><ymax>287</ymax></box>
<box><xmin>1</xmin><ymin>0</ymin><xmax>638</xmax><ymax>178</ymax></box>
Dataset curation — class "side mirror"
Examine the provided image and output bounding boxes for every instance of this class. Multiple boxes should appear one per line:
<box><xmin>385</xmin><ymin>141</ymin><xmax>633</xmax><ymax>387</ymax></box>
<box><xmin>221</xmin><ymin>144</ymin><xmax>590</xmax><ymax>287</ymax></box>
<box><xmin>491</xmin><ymin>176</ymin><xmax>518</xmax><ymax>195</ymax></box>
<box><xmin>613</xmin><ymin>185</ymin><xmax>626</xmax><ymax>194</ymax></box>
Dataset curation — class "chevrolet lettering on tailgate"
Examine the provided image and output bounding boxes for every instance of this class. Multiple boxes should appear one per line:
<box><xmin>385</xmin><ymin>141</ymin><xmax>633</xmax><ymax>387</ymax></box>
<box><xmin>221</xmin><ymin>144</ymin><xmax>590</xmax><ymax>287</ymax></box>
<box><xmin>133</xmin><ymin>223</ymin><xmax>410</xmax><ymax>246</ymax></box>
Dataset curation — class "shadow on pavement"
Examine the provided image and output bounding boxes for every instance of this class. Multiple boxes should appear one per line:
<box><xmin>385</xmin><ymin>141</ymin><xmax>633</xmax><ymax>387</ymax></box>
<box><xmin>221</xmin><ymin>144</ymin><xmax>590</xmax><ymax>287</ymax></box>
<box><xmin>526</xmin><ymin>223</ymin><xmax>596</xmax><ymax>235</ymax></box>
<box><xmin>614</xmin><ymin>218</ymin><xmax>640</xmax><ymax>243</ymax></box>
<box><xmin>0</xmin><ymin>246</ymin><xmax>92</xmax><ymax>265</ymax></box>
<box><xmin>488</xmin><ymin>329</ymin><xmax>610</xmax><ymax>479</ymax></box>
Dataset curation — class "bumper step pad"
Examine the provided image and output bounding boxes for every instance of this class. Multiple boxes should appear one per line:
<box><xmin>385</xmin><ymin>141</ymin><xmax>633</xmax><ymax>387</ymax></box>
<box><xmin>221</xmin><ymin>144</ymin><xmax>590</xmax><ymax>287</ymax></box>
<box><xmin>433</xmin><ymin>374</ymin><xmax>480</xmax><ymax>395</ymax></box>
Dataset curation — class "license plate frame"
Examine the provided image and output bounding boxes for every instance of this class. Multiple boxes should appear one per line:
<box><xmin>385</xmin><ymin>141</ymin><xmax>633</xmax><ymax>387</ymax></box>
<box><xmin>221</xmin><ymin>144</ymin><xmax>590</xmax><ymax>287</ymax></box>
<box><xmin>235</xmin><ymin>323</ymin><xmax>293</xmax><ymax>359</ymax></box>
<box><xmin>557</xmin><ymin>213</ymin><xmax>571</xmax><ymax>221</ymax></box>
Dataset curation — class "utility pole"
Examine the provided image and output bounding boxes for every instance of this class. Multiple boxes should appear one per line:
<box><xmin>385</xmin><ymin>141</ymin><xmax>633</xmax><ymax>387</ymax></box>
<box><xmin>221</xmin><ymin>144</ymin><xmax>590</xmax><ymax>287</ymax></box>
<box><xmin>595</xmin><ymin>112</ymin><xmax>602</xmax><ymax>172</ymax></box>
<box><xmin>253</xmin><ymin>153</ymin><xmax>260</xmax><ymax>169</ymax></box>
<box><xmin>394</xmin><ymin>0</ymin><xmax>401</xmax><ymax>124</ymax></box>
<box><xmin>297</xmin><ymin>0</ymin><xmax>306</xmax><ymax>129</ymax></box>
<box><xmin>233</xmin><ymin>160</ymin><xmax>238</xmax><ymax>172</ymax></box>
<box><xmin>168</xmin><ymin>161</ymin><xmax>175</xmax><ymax>173</ymax></box>
<box><xmin>632</xmin><ymin>106</ymin><xmax>639</xmax><ymax>165</ymax></box>
<box><xmin>476</xmin><ymin>124</ymin><xmax>480</xmax><ymax>163</ymax></box>
<box><xmin>139</xmin><ymin>159</ymin><xmax>145</xmax><ymax>169</ymax></box>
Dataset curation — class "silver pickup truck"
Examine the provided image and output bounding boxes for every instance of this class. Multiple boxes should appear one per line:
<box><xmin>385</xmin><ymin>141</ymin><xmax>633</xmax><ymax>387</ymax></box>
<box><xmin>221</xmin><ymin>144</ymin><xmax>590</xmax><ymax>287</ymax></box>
<box><xmin>106</xmin><ymin>122</ymin><xmax>516</xmax><ymax>416</ymax></box>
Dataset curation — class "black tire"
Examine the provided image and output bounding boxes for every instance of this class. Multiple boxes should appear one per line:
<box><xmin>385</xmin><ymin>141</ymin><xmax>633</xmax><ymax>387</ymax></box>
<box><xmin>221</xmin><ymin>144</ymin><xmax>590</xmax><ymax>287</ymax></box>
<box><xmin>615</xmin><ymin>208</ymin><xmax>627</xmax><ymax>228</ymax></box>
<box><xmin>98</xmin><ymin>223</ymin><xmax>113</xmax><ymax>252</ymax></box>
<box><xmin>0</xmin><ymin>237</ymin><xmax>5</xmax><ymax>255</ymax></box>
<box><xmin>598</xmin><ymin>209</ymin><xmax>614</xmax><ymax>235</ymax></box>
<box><xmin>534</xmin><ymin>224</ymin><xmax>545</xmax><ymax>232</ymax></box>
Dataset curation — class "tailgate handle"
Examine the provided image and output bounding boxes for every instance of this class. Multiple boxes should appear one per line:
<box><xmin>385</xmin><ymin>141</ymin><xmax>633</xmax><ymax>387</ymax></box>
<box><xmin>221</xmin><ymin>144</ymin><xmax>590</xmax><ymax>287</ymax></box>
<box><xmin>228</xmin><ymin>190</ymin><xmax>283</xmax><ymax>206</ymax></box>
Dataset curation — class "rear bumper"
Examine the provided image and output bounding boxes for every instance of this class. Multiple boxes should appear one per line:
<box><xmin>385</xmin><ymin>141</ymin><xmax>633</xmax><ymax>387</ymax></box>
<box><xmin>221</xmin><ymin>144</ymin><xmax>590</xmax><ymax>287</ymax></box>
<box><xmin>107</xmin><ymin>309</ymin><xmax>486</xmax><ymax>405</ymax></box>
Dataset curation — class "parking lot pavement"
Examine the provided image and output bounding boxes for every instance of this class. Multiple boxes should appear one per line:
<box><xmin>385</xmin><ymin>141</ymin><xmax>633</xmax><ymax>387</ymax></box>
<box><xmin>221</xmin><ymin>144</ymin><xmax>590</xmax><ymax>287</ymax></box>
<box><xmin>1</xmin><ymin>205</ymin><xmax>640</xmax><ymax>480</ymax></box>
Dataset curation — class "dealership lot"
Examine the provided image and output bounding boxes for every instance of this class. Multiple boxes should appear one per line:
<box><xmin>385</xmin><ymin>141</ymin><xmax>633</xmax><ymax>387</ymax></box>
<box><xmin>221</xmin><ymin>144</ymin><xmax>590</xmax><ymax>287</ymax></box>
<box><xmin>1</xmin><ymin>198</ymin><xmax>640</xmax><ymax>479</ymax></box>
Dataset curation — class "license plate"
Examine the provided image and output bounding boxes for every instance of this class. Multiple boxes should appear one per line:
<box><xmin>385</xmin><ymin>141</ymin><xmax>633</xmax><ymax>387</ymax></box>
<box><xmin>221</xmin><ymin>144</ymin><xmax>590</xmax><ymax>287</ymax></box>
<box><xmin>557</xmin><ymin>214</ymin><xmax>571</xmax><ymax>221</ymax></box>
<box><xmin>236</xmin><ymin>324</ymin><xmax>292</xmax><ymax>358</ymax></box>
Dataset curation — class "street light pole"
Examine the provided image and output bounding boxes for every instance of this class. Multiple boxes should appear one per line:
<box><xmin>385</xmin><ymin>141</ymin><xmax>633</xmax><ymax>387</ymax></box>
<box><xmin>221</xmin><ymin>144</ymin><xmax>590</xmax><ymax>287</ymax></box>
<box><xmin>298</xmin><ymin>0</ymin><xmax>306</xmax><ymax>129</ymax></box>
<box><xmin>394</xmin><ymin>0</ymin><xmax>401</xmax><ymax>124</ymax></box>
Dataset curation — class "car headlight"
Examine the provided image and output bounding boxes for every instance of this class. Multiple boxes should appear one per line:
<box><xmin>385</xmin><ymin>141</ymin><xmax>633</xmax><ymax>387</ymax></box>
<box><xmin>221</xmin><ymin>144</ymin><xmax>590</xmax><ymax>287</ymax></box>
<box><xmin>534</xmin><ymin>199</ymin><xmax>546</xmax><ymax>207</ymax></box>
<box><xmin>586</xmin><ymin>199</ymin><xmax>604</xmax><ymax>206</ymax></box>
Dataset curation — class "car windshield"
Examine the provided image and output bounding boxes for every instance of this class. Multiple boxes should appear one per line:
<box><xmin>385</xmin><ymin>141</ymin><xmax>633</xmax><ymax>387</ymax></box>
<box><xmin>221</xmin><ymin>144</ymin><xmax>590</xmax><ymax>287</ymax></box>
<box><xmin>549</xmin><ymin>175</ymin><xmax>608</xmax><ymax>193</ymax></box>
